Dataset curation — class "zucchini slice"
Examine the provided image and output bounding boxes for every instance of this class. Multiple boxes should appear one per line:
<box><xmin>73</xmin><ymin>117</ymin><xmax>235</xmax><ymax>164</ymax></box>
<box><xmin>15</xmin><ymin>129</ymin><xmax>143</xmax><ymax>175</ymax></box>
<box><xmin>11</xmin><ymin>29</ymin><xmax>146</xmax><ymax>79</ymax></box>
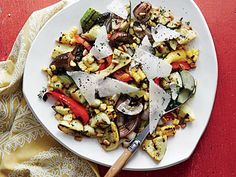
<box><xmin>80</xmin><ymin>8</ymin><xmax>101</xmax><ymax>32</ymax></box>
<box><xmin>180</xmin><ymin>70</ymin><xmax>195</xmax><ymax>91</ymax></box>
<box><xmin>98</xmin><ymin>122</ymin><xmax>120</xmax><ymax>151</ymax></box>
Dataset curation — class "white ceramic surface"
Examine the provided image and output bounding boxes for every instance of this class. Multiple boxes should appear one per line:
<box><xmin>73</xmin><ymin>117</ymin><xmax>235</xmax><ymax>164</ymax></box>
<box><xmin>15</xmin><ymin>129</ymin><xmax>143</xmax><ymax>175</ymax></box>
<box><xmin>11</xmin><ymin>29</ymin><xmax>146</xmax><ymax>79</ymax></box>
<box><xmin>23</xmin><ymin>0</ymin><xmax>218</xmax><ymax>171</ymax></box>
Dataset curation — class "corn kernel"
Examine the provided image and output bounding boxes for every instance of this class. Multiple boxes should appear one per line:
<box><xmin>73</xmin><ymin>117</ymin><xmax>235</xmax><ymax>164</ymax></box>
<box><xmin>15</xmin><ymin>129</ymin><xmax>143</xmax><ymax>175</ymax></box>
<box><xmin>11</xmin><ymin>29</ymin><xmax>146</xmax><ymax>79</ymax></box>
<box><xmin>142</xmin><ymin>83</ymin><xmax>148</xmax><ymax>89</ymax></box>
<box><xmin>118</xmin><ymin>46</ymin><xmax>124</xmax><ymax>52</ymax></box>
<box><xmin>78</xmin><ymin>61</ymin><xmax>87</xmax><ymax>71</ymax></box>
<box><xmin>88</xmin><ymin>63</ymin><xmax>99</xmax><ymax>72</ymax></box>
<box><xmin>99</xmin><ymin>103</ymin><xmax>107</xmax><ymax>111</ymax></box>
<box><xmin>55</xmin><ymin>113</ymin><xmax>63</xmax><ymax>121</ymax></box>
<box><xmin>94</xmin><ymin>109</ymin><xmax>100</xmax><ymax>114</ymax></box>
<box><xmin>132</xmin><ymin>43</ymin><xmax>138</xmax><ymax>49</ymax></box>
<box><xmin>91</xmin><ymin>99</ymin><xmax>102</xmax><ymax>108</ymax></box>
<box><xmin>70</xmin><ymin>60</ymin><xmax>76</xmax><ymax>67</ymax></box>
<box><xmin>144</xmin><ymin>93</ymin><xmax>149</xmax><ymax>101</ymax></box>
<box><xmin>173</xmin><ymin>119</ymin><xmax>180</xmax><ymax>125</ymax></box>
<box><xmin>41</xmin><ymin>67</ymin><xmax>48</xmax><ymax>72</ymax></box>
<box><xmin>50</xmin><ymin>65</ymin><xmax>56</xmax><ymax>71</ymax></box>
<box><xmin>46</xmin><ymin>68</ymin><xmax>53</xmax><ymax>76</ymax></box>
<box><xmin>51</xmin><ymin>75</ymin><xmax>58</xmax><ymax>83</ymax></box>
<box><xmin>137</xmin><ymin>68</ymin><xmax>146</xmax><ymax>80</ymax></box>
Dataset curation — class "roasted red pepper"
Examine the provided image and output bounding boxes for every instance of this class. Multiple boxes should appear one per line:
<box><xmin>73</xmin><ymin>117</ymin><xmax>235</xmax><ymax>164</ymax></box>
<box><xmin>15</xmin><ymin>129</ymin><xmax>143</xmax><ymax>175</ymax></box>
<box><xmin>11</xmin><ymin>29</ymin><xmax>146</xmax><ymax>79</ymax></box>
<box><xmin>171</xmin><ymin>61</ymin><xmax>191</xmax><ymax>71</ymax></box>
<box><xmin>154</xmin><ymin>77</ymin><xmax>161</xmax><ymax>85</ymax></box>
<box><xmin>113</xmin><ymin>70</ymin><xmax>133</xmax><ymax>82</ymax></box>
<box><xmin>44</xmin><ymin>91</ymin><xmax>89</xmax><ymax>124</ymax></box>
<box><xmin>74</xmin><ymin>35</ymin><xmax>92</xmax><ymax>51</ymax></box>
<box><xmin>98</xmin><ymin>55</ymin><xmax>113</xmax><ymax>71</ymax></box>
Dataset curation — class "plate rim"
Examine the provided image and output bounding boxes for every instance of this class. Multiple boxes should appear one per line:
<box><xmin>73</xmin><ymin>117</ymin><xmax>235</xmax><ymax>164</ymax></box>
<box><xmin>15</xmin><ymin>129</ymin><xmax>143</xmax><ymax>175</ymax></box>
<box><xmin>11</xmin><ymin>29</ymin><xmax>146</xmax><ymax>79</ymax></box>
<box><xmin>22</xmin><ymin>0</ymin><xmax>218</xmax><ymax>171</ymax></box>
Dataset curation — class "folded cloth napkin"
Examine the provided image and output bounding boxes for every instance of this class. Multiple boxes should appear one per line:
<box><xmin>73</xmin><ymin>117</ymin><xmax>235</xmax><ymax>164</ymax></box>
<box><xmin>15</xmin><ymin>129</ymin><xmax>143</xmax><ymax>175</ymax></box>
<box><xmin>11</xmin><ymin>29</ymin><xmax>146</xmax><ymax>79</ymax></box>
<box><xmin>0</xmin><ymin>1</ymin><xmax>99</xmax><ymax>176</ymax></box>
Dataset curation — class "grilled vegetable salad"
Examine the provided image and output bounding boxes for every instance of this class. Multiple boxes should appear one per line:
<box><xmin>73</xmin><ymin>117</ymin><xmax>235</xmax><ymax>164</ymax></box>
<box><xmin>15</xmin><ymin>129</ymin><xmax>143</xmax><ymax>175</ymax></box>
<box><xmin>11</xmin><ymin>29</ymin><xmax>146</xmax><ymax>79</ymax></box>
<box><xmin>41</xmin><ymin>0</ymin><xmax>199</xmax><ymax>162</ymax></box>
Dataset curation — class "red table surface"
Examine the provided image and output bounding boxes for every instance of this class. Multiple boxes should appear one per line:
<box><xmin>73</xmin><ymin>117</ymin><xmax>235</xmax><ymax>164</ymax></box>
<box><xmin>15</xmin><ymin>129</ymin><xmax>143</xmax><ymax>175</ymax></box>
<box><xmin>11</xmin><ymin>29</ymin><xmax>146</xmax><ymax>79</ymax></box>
<box><xmin>1</xmin><ymin>0</ymin><xmax>235</xmax><ymax>176</ymax></box>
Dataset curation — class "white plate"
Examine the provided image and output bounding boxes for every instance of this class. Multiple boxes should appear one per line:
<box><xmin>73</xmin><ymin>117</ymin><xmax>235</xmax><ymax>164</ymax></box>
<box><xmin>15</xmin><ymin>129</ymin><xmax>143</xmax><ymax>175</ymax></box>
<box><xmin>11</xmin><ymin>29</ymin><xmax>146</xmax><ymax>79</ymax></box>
<box><xmin>23</xmin><ymin>0</ymin><xmax>218</xmax><ymax>171</ymax></box>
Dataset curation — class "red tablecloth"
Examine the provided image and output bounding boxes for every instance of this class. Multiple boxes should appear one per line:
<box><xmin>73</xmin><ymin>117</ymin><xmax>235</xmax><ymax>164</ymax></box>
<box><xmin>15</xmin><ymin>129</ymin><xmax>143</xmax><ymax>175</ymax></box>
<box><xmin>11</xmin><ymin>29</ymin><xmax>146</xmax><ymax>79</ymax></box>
<box><xmin>1</xmin><ymin>0</ymin><xmax>235</xmax><ymax>176</ymax></box>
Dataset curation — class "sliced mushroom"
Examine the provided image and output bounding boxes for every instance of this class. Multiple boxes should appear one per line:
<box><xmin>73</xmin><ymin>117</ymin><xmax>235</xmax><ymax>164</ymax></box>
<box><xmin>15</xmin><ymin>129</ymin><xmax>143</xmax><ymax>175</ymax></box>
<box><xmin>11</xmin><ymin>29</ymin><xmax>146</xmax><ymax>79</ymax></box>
<box><xmin>132</xmin><ymin>21</ymin><xmax>146</xmax><ymax>39</ymax></box>
<box><xmin>109</xmin><ymin>32</ymin><xmax>135</xmax><ymax>47</ymax></box>
<box><xmin>118</xmin><ymin>115</ymin><xmax>140</xmax><ymax>138</ymax></box>
<box><xmin>50</xmin><ymin>52</ymin><xmax>77</xmax><ymax>73</ymax></box>
<box><xmin>133</xmin><ymin>2</ymin><xmax>152</xmax><ymax>22</ymax></box>
<box><xmin>117</xmin><ymin>99</ymin><xmax>143</xmax><ymax>116</ymax></box>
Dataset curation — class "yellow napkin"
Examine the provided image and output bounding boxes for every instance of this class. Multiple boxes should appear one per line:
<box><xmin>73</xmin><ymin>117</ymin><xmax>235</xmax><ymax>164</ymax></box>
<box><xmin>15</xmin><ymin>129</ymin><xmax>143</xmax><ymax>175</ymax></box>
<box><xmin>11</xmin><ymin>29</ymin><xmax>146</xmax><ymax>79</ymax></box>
<box><xmin>0</xmin><ymin>1</ymin><xmax>99</xmax><ymax>176</ymax></box>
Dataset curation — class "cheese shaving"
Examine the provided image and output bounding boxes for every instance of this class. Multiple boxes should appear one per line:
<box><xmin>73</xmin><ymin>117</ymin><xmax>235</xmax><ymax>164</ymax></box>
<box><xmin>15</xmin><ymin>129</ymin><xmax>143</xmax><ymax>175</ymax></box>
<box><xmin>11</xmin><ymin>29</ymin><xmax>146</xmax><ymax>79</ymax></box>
<box><xmin>97</xmin><ymin>77</ymin><xmax>139</xmax><ymax>97</ymax></box>
<box><xmin>149</xmin><ymin>79</ymin><xmax>171</xmax><ymax>133</ymax></box>
<box><xmin>151</xmin><ymin>24</ymin><xmax>180</xmax><ymax>43</ymax></box>
<box><xmin>67</xmin><ymin>71</ymin><xmax>102</xmax><ymax>105</ymax></box>
<box><xmin>134</xmin><ymin>51</ymin><xmax>172</xmax><ymax>79</ymax></box>
<box><xmin>106</xmin><ymin>0</ymin><xmax>129</xmax><ymax>19</ymax></box>
<box><xmin>90</xmin><ymin>26</ymin><xmax>113</xmax><ymax>60</ymax></box>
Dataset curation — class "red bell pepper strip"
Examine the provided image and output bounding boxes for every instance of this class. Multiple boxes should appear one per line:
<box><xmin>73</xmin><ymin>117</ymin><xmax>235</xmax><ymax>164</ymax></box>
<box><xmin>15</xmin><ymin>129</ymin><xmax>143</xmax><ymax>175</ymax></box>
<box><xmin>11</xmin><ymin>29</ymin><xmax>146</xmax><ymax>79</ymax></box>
<box><xmin>154</xmin><ymin>77</ymin><xmax>161</xmax><ymax>85</ymax></box>
<box><xmin>106</xmin><ymin>55</ymin><xmax>113</xmax><ymax>66</ymax></box>
<box><xmin>163</xmin><ymin>112</ymin><xmax>175</xmax><ymax>121</ymax></box>
<box><xmin>45</xmin><ymin>91</ymin><xmax>89</xmax><ymax>124</ymax></box>
<box><xmin>171</xmin><ymin>61</ymin><xmax>191</xmax><ymax>71</ymax></box>
<box><xmin>98</xmin><ymin>63</ymin><xmax>107</xmax><ymax>71</ymax></box>
<box><xmin>74</xmin><ymin>35</ymin><xmax>92</xmax><ymax>51</ymax></box>
<box><xmin>113</xmin><ymin>70</ymin><xmax>133</xmax><ymax>82</ymax></box>
<box><xmin>98</xmin><ymin>55</ymin><xmax>113</xmax><ymax>71</ymax></box>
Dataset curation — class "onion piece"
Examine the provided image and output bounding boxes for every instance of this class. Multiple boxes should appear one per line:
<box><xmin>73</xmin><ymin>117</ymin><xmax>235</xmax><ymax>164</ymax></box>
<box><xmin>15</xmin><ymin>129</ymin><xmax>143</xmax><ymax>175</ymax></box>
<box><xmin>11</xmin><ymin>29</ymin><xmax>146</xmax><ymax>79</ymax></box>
<box><xmin>118</xmin><ymin>116</ymin><xmax>140</xmax><ymax>138</ymax></box>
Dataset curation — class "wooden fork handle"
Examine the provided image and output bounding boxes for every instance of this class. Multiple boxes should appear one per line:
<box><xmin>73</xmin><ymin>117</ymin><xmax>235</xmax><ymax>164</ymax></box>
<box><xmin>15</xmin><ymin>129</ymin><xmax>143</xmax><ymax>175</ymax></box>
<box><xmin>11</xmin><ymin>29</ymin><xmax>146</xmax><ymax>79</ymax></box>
<box><xmin>104</xmin><ymin>149</ymin><xmax>133</xmax><ymax>177</ymax></box>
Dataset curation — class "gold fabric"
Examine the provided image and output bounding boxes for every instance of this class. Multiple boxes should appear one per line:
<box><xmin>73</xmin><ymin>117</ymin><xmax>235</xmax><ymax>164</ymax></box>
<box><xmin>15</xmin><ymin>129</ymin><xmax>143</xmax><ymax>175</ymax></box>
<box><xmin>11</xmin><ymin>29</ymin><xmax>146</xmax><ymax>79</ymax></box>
<box><xmin>0</xmin><ymin>1</ymin><xmax>99</xmax><ymax>176</ymax></box>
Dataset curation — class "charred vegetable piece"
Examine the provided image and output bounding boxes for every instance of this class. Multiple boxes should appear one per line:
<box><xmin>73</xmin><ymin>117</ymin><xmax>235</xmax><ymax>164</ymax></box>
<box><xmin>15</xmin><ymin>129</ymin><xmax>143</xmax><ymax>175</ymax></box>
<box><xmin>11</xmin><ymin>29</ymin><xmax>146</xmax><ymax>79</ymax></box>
<box><xmin>95</xmin><ymin>12</ymin><xmax>112</xmax><ymax>31</ymax></box>
<box><xmin>83</xmin><ymin>125</ymin><xmax>96</xmax><ymax>137</ymax></box>
<box><xmin>109</xmin><ymin>32</ymin><xmax>134</xmax><ymax>46</ymax></box>
<box><xmin>58</xmin><ymin>120</ymin><xmax>84</xmax><ymax>134</ymax></box>
<box><xmin>90</xmin><ymin>112</ymin><xmax>111</xmax><ymax>128</ymax></box>
<box><xmin>80</xmin><ymin>8</ymin><xmax>102</xmax><ymax>32</ymax></box>
<box><xmin>50</xmin><ymin>52</ymin><xmax>77</xmax><ymax>72</ymax></box>
<box><xmin>44</xmin><ymin>91</ymin><xmax>89</xmax><ymax>124</ymax></box>
<box><xmin>98</xmin><ymin>122</ymin><xmax>119</xmax><ymax>151</ymax></box>
<box><xmin>133</xmin><ymin>2</ymin><xmax>152</xmax><ymax>22</ymax></box>
<box><xmin>142</xmin><ymin>135</ymin><xmax>167</xmax><ymax>162</ymax></box>
<box><xmin>117</xmin><ymin>115</ymin><xmax>140</xmax><ymax>138</ymax></box>
<box><xmin>58</xmin><ymin>121</ymin><xmax>75</xmax><ymax>134</ymax></box>
<box><xmin>71</xmin><ymin>44</ymin><xmax>85</xmax><ymax>62</ymax></box>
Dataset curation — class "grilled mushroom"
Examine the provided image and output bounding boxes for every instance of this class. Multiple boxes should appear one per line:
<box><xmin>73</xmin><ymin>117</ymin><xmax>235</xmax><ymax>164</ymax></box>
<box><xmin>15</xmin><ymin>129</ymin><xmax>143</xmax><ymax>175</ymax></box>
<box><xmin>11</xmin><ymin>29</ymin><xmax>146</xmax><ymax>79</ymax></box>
<box><xmin>133</xmin><ymin>2</ymin><xmax>152</xmax><ymax>22</ymax></box>
<box><xmin>116</xmin><ymin>98</ymin><xmax>143</xmax><ymax>116</ymax></box>
<box><xmin>109</xmin><ymin>32</ymin><xmax>135</xmax><ymax>46</ymax></box>
<box><xmin>117</xmin><ymin>114</ymin><xmax>140</xmax><ymax>138</ymax></box>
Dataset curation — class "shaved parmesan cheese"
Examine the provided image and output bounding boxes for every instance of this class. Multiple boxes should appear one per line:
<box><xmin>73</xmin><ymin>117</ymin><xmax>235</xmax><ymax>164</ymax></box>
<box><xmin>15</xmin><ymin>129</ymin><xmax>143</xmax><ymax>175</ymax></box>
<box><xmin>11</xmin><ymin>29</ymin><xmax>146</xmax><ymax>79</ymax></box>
<box><xmin>90</xmin><ymin>26</ymin><xmax>113</xmax><ymax>60</ymax></box>
<box><xmin>149</xmin><ymin>80</ymin><xmax>171</xmax><ymax>133</ymax></box>
<box><xmin>97</xmin><ymin>77</ymin><xmax>139</xmax><ymax>97</ymax></box>
<box><xmin>151</xmin><ymin>24</ymin><xmax>180</xmax><ymax>43</ymax></box>
<box><xmin>134</xmin><ymin>52</ymin><xmax>172</xmax><ymax>79</ymax></box>
<box><xmin>67</xmin><ymin>71</ymin><xmax>102</xmax><ymax>105</ymax></box>
<box><xmin>139</xmin><ymin>35</ymin><xmax>152</xmax><ymax>52</ymax></box>
<box><xmin>106</xmin><ymin>0</ymin><xmax>129</xmax><ymax>19</ymax></box>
